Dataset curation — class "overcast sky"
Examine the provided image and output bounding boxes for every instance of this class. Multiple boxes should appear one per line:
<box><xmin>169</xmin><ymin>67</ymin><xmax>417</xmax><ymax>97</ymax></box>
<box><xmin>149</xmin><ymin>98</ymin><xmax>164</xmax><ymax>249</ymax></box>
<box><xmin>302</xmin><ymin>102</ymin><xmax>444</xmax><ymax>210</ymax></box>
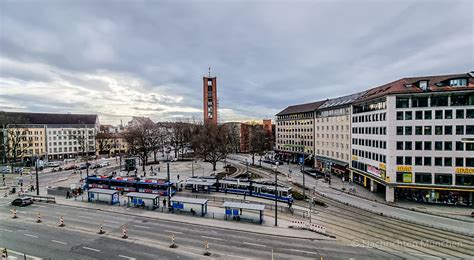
<box><xmin>0</xmin><ymin>0</ymin><xmax>472</xmax><ymax>125</ymax></box>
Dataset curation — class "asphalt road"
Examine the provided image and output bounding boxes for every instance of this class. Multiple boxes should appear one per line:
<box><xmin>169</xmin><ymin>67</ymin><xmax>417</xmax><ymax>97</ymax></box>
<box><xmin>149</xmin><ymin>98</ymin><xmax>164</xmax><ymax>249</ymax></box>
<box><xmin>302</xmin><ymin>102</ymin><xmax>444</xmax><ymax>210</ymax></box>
<box><xmin>0</xmin><ymin>202</ymin><xmax>400</xmax><ymax>260</ymax></box>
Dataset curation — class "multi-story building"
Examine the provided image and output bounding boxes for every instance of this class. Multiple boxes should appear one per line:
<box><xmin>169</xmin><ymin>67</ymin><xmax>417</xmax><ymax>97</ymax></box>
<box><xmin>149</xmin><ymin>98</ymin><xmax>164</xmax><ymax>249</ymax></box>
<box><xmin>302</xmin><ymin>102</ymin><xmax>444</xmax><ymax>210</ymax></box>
<box><xmin>96</xmin><ymin>125</ymin><xmax>128</xmax><ymax>156</ymax></box>
<box><xmin>1</xmin><ymin>112</ymin><xmax>99</xmax><ymax>161</ymax></box>
<box><xmin>275</xmin><ymin>101</ymin><xmax>325</xmax><ymax>164</ymax></box>
<box><xmin>351</xmin><ymin>72</ymin><xmax>474</xmax><ymax>205</ymax></box>
<box><xmin>314</xmin><ymin>92</ymin><xmax>366</xmax><ymax>179</ymax></box>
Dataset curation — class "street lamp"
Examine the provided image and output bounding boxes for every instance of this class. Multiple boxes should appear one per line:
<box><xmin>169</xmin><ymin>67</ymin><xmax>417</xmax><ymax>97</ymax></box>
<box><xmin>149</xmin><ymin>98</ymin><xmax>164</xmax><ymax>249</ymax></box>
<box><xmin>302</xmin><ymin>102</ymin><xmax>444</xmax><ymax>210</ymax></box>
<box><xmin>34</xmin><ymin>155</ymin><xmax>39</xmax><ymax>195</ymax></box>
<box><xmin>274</xmin><ymin>161</ymin><xmax>279</xmax><ymax>227</ymax></box>
<box><xmin>166</xmin><ymin>150</ymin><xmax>171</xmax><ymax>208</ymax></box>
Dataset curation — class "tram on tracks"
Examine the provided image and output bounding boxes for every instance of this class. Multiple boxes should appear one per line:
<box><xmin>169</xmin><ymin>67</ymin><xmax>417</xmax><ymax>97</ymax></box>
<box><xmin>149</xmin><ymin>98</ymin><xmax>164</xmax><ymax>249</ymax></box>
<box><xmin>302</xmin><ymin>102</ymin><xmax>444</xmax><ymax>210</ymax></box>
<box><xmin>185</xmin><ymin>177</ymin><xmax>293</xmax><ymax>203</ymax></box>
<box><xmin>85</xmin><ymin>175</ymin><xmax>177</xmax><ymax>196</ymax></box>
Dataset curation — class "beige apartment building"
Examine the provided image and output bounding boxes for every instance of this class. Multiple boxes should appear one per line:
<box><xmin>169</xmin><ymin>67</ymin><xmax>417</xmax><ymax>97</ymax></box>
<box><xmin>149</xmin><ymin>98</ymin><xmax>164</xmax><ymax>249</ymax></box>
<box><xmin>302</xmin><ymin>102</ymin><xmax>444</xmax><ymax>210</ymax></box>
<box><xmin>275</xmin><ymin>101</ymin><xmax>325</xmax><ymax>164</ymax></box>
<box><xmin>314</xmin><ymin>92</ymin><xmax>366</xmax><ymax>179</ymax></box>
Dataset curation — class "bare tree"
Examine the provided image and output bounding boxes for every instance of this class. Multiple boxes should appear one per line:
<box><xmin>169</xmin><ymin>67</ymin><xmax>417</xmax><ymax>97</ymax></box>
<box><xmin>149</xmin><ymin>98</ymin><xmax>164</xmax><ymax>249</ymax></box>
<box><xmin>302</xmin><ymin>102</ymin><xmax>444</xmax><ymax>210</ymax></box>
<box><xmin>150</xmin><ymin>123</ymin><xmax>169</xmax><ymax>162</ymax></box>
<box><xmin>191</xmin><ymin>123</ymin><xmax>231</xmax><ymax>172</ymax></box>
<box><xmin>168</xmin><ymin>119</ymin><xmax>193</xmax><ymax>160</ymax></box>
<box><xmin>0</xmin><ymin>113</ymin><xmax>33</xmax><ymax>173</ymax></box>
<box><xmin>249</xmin><ymin>123</ymin><xmax>274</xmax><ymax>166</ymax></box>
<box><xmin>226</xmin><ymin>123</ymin><xmax>241</xmax><ymax>154</ymax></box>
<box><xmin>122</xmin><ymin>120</ymin><xmax>155</xmax><ymax>171</ymax></box>
<box><xmin>95</xmin><ymin>125</ymin><xmax>114</xmax><ymax>155</ymax></box>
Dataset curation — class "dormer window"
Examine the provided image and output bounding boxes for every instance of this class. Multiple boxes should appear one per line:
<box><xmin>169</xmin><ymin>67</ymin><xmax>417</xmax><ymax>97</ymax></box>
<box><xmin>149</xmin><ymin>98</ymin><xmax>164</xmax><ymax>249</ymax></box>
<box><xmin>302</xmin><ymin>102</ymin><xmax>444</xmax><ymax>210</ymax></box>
<box><xmin>449</xmin><ymin>78</ymin><xmax>467</xmax><ymax>87</ymax></box>
<box><xmin>404</xmin><ymin>84</ymin><xmax>413</xmax><ymax>88</ymax></box>
<box><xmin>419</xmin><ymin>80</ymin><xmax>428</xmax><ymax>91</ymax></box>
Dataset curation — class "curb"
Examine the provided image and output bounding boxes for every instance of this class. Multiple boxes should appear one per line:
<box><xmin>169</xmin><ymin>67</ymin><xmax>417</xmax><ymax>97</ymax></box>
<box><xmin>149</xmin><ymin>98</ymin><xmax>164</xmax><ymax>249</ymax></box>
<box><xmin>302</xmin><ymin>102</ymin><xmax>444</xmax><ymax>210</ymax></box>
<box><xmin>315</xmin><ymin>190</ymin><xmax>473</xmax><ymax>237</ymax></box>
<box><xmin>328</xmin><ymin>186</ymin><xmax>474</xmax><ymax>223</ymax></box>
<box><xmin>52</xmin><ymin>201</ymin><xmax>333</xmax><ymax>241</ymax></box>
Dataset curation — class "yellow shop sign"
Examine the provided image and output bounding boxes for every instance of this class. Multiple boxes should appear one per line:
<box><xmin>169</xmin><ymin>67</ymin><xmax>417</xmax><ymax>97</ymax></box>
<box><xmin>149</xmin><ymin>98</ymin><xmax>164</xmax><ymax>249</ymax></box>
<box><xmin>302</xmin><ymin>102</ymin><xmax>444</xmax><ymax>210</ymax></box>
<box><xmin>396</xmin><ymin>166</ymin><xmax>412</xmax><ymax>172</ymax></box>
<box><xmin>455</xmin><ymin>168</ymin><xmax>474</xmax><ymax>174</ymax></box>
<box><xmin>379</xmin><ymin>163</ymin><xmax>386</xmax><ymax>170</ymax></box>
<box><xmin>352</xmin><ymin>155</ymin><xmax>358</xmax><ymax>161</ymax></box>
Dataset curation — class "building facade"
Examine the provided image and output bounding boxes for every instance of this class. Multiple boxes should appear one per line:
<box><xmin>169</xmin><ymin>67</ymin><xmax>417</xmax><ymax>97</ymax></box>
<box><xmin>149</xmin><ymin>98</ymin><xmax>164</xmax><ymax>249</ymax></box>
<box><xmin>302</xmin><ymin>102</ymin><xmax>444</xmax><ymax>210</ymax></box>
<box><xmin>351</xmin><ymin>73</ymin><xmax>474</xmax><ymax>205</ymax></box>
<box><xmin>314</xmin><ymin>92</ymin><xmax>366</xmax><ymax>179</ymax></box>
<box><xmin>275</xmin><ymin>101</ymin><xmax>325</xmax><ymax>164</ymax></box>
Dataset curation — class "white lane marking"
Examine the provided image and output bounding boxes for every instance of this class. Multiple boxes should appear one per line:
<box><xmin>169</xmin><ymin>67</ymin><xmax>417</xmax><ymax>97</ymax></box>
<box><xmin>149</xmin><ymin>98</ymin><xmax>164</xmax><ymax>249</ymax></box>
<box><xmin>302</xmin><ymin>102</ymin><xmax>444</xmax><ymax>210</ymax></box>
<box><xmin>243</xmin><ymin>242</ymin><xmax>266</xmax><ymax>247</ymax></box>
<box><xmin>290</xmin><ymin>249</ymin><xmax>318</xmax><ymax>255</ymax></box>
<box><xmin>133</xmin><ymin>225</ymin><xmax>150</xmax><ymax>229</ymax></box>
<box><xmin>104</xmin><ymin>220</ymin><xmax>119</xmax><ymax>224</ymax></box>
<box><xmin>82</xmin><ymin>247</ymin><xmax>101</xmax><ymax>252</ymax></box>
<box><xmin>51</xmin><ymin>240</ymin><xmax>68</xmax><ymax>245</ymax></box>
<box><xmin>24</xmin><ymin>233</ymin><xmax>38</xmax><ymax>238</ymax></box>
<box><xmin>55</xmin><ymin>212</ymin><xmax>67</xmax><ymax>215</ymax></box>
<box><xmin>0</xmin><ymin>228</ymin><xmax>13</xmax><ymax>232</ymax></box>
<box><xmin>77</xmin><ymin>215</ymin><xmax>92</xmax><ymax>219</ymax></box>
<box><xmin>164</xmin><ymin>230</ymin><xmax>183</xmax><ymax>234</ymax></box>
<box><xmin>31</xmin><ymin>204</ymin><xmax>46</xmax><ymax>208</ymax></box>
<box><xmin>201</xmin><ymin>236</ymin><xmax>223</xmax><ymax>241</ymax></box>
<box><xmin>118</xmin><ymin>255</ymin><xmax>136</xmax><ymax>260</ymax></box>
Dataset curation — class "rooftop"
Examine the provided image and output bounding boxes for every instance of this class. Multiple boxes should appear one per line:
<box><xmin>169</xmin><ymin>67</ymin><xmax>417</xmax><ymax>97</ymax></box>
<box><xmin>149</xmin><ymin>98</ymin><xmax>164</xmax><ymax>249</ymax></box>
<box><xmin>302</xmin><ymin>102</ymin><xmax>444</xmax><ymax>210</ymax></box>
<box><xmin>171</xmin><ymin>196</ymin><xmax>208</xmax><ymax>205</ymax></box>
<box><xmin>0</xmin><ymin>111</ymin><xmax>98</xmax><ymax>125</ymax></box>
<box><xmin>223</xmin><ymin>201</ymin><xmax>266</xmax><ymax>211</ymax></box>
<box><xmin>276</xmin><ymin>100</ymin><xmax>326</xmax><ymax>116</ymax></box>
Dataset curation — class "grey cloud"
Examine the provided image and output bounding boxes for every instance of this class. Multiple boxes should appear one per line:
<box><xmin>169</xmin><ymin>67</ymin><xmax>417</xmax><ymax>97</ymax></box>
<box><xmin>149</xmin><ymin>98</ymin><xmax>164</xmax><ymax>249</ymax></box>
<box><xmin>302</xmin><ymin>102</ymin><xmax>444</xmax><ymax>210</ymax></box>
<box><xmin>0</xmin><ymin>0</ymin><xmax>472</xmax><ymax>123</ymax></box>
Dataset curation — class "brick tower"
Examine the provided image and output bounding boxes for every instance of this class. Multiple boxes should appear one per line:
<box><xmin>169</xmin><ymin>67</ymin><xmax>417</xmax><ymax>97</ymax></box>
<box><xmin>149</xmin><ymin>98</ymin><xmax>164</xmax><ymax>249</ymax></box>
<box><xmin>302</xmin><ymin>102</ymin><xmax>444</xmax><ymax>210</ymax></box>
<box><xmin>203</xmin><ymin>68</ymin><xmax>217</xmax><ymax>125</ymax></box>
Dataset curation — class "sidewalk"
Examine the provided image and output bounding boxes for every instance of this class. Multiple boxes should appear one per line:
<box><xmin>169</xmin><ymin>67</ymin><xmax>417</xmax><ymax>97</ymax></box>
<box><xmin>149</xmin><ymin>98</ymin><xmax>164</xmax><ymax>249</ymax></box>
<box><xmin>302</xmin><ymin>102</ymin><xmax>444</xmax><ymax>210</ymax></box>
<box><xmin>326</xmin><ymin>175</ymin><xmax>474</xmax><ymax>222</ymax></box>
<box><xmin>53</xmin><ymin>195</ymin><xmax>331</xmax><ymax>241</ymax></box>
<box><xmin>313</xmin><ymin>178</ymin><xmax>474</xmax><ymax>236</ymax></box>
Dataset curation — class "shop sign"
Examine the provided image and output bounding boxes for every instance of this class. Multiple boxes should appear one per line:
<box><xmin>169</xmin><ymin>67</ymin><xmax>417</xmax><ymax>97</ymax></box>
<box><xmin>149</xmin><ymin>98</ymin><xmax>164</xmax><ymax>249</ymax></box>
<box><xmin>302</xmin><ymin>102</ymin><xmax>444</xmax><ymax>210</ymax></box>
<box><xmin>352</xmin><ymin>155</ymin><xmax>358</xmax><ymax>161</ymax></box>
<box><xmin>379</xmin><ymin>163</ymin><xmax>386</xmax><ymax>170</ymax></box>
<box><xmin>455</xmin><ymin>168</ymin><xmax>474</xmax><ymax>174</ymax></box>
<box><xmin>367</xmin><ymin>165</ymin><xmax>381</xmax><ymax>176</ymax></box>
<box><xmin>396</xmin><ymin>166</ymin><xmax>412</xmax><ymax>172</ymax></box>
<box><xmin>402</xmin><ymin>173</ymin><xmax>412</xmax><ymax>183</ymax></box>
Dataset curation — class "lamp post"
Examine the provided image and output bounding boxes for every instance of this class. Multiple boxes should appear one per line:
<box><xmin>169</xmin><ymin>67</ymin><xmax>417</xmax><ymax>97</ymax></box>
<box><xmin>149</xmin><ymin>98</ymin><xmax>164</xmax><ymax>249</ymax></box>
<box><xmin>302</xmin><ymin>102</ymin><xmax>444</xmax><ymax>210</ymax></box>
<box><xmin>35</xmin><ymin>156</ymin><xmax>39</xmax><ymax>195</ymax></box>
<box><xmin>166</xmin><ymin>151</ymin><xmax>171</xmax><ymax>208</ymax></box>
<box><xmin>191</xmin><ymin>160</ymin><xmax>194</xmax><ymax>178</ymax></box>
<box><xmin>274</xmin><ymin>162</ymin><xmax>279</xmax><ymax>227</ymax></box>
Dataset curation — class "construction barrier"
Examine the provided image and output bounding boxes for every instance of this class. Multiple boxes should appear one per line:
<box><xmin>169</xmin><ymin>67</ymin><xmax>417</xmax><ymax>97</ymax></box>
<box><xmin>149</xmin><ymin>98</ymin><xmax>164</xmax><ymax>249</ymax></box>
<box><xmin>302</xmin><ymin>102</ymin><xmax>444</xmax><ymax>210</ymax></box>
<box><xmin>308</xmin><ymin>223</ymin><xmax>327</xmax><ymax>235</ymax></box>
<box><xmin>289</xmin><ymin>219</ymin><xmax>306</xmax><ymax>229</ymax></box>
<box><xmin>36</xmin><ymin>213</ymin><xmax>42</xmax><ymax>223</ymax></box>
<box><xmin>59</xmin><ymin>216</ymin><xmax>65</xmax><ymax>227</ymax></box>
<box><xmin>98</xmin><ymin>224</ymin><xmax>105</xmax><ymax>234</ymax></box>
<box><xmin>170</xmin><ymin>234</ymin><xmax>177</xmax><ymax>248</ymax></box>
<box><xmin>11</xmin><ymin>209</ymin><xmax>18</xmax><ymax>219</ymax></box>
<box><xmin>203</xmin><ymin>240</ymin><xmax>211</xmax><ymax>256</ymax></box>
<box><xmin>122</xmin><ymin>225</ymin><xmax>128</xmax><ymax>239</ymax></box>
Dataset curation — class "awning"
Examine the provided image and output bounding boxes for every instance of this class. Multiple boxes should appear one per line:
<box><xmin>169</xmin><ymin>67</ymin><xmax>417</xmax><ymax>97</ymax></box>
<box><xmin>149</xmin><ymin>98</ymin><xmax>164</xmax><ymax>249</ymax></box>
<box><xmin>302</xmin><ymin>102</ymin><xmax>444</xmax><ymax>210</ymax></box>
<box><xmin>316</xmin><ymin>156</ymin><xmax>348</xmax><ymax>167</ymax></box>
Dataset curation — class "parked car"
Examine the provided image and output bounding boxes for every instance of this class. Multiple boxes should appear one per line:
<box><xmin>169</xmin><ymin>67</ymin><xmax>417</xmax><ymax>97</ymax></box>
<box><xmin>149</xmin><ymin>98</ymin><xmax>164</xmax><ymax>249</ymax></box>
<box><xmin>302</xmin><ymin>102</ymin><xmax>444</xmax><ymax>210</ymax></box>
<box><xmin>99</xmin><ymin>161</ymin><xmax>110</xmax><ymax>167</ymax></box>
<box><xmin>11</xmin><ymin>197</ymin><xmax>33</xmax><ymax>207</ymax></box>
<box><xmin>90</xmin><ymin>163</ymin><xmax>101</xmax><ymax>169</ymax></box>
<box><xmin>78</xmin><ymin>163</ymin><xmax>89</xmax><ymax>170</ymax></box>
<box><xmin>0</xmin><ymin>167</ymin><xmax>11</xmax><ymax>174</ymax></box>
<box><xmin>14</xmin><ymin>167</ymin><xmax>23</xmax><ymax>174</ymax></box>
<box><xmin>63</xmin><ymin>164</ymin><xmax>76</xmax><ymax>170</ymax></box>
<box><xmin>45</xmin><ymin>161</ymin><xmax>60</xmax><ymax>167</ymax></box>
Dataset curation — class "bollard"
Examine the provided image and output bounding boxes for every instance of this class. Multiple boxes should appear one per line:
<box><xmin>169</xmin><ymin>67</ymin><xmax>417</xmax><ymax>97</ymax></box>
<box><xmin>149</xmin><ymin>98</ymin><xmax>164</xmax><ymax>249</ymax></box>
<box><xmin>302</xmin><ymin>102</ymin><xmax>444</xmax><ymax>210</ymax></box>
<box><xmin>203</xmin><ymin>240</ymin><xmax>211</xmax><ymax>256</ymax></box>
<box><xmin>98</xmin><ymin>224</ymin><xmax>105</xmax><ymax>234</ymax></box>
<box><xmin>59</xmin><ymin>216</ymin><xmax>65</xmax><ymax>227</ymax></box>
<box><xmin>122</xmin><ymin>225</ymin><xmax>128</xmax><ymax>239</ymax></box>
<box><xmin>11</xmin><ymin>209</ymin><xmax>18</xmax><ymax>219</ymax></box>
<box><xmin>36</xmin><ymin>213</ymin><xmax>42</xmax><ymax>223</ymax></box>
<box><xmin>169</xmin><ymin>233</ymin><xmax>178</xmax><ymax>248</ymax></box>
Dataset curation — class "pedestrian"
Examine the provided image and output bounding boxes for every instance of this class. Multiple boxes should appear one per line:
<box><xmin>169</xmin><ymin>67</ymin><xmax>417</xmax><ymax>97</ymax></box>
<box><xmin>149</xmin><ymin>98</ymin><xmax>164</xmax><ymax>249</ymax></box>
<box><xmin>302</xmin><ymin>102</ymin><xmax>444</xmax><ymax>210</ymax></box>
<box><xmin>134</xmin><ymin>169</ymin><xmax>137</xmax><ymax>175</ymax></box>
<box><xmin>66</xmin><ymin>191</ymin><xmax>70</xmax><ymax>199</ymax></box>
<box><xmin>158</xmin><ymin>167</ymin><xmax>160</xmax><ymax>172</ymax></box>
<box><xmin>144</xmin><ymin>171</ymin><xmax>146</xmax><ymax>177</ymax></box>
<box><xmin>150</xmin><ymin>166</ymin><xmax>153</xmax><ymax>172</ymax></box>
<box><xmin>163</xmin><ymin>198</ymin><xmax>167</xmax><ymax>207</ymax></box>
<box><xmin>177</xmin><ymin>174</ymin><xmax>180</xmax><ymax>180</ymax></box>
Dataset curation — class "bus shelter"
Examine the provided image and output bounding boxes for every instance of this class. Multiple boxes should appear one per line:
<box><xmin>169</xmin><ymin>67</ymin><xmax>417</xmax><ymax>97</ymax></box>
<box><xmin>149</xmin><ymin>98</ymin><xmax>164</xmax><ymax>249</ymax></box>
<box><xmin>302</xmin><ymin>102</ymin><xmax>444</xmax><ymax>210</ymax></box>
<box><xmin>223</xmin><ymin>201</ymin><xmax>265</xmax><ymax>224</ymax></box>
<box><xmin>171</xmin><ymin>196</ymin><xmax>208</xmax><ymax>217</ymax></box>
<box><xmin>185</xmin><ymin>178</ymin><xmax>216</xmax><ymax>193</ymax></box>
<box><xmin>126</xmin><ymin>192</ymin><xmax>159</xmax><ymax>210</ymax></box>
<box><xmin>88</xmin><ymin>188</ymin><xmax>120</xmax><ymax>205</ymax></box>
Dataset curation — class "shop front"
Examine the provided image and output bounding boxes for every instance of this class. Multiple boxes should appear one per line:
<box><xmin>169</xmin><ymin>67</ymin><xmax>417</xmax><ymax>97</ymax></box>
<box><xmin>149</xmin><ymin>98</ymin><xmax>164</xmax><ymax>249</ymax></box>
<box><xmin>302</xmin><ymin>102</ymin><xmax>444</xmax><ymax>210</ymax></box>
<box><xmin>395</xmin><ymin>186</ymin><xmax>473</xmax><ymax>207</ymax></box>
<box><xmin>316</xmin><ymin>156</ymin><xmax>349</xmax><ymax>179</ymax></box>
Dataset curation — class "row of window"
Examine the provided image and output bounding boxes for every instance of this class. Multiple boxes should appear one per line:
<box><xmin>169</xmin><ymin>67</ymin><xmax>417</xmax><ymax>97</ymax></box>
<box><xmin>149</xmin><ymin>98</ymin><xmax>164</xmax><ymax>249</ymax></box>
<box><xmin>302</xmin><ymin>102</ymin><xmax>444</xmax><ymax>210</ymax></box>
<box><xmin>396</xmin><ymin>94</ymin><xmax>474</xmax><ymax>108</ymax></box>
<box><xmin>49</xmin><ymin>146</ymin><xmax>95</xmax><ymax>154</ymax></box>
<box><xmin>48</xmin><ymin>130</ymin><xmax>93</xmax><ymax>135</ymax></box>
<box><xmin>317</xmin><ymin>150</ymin><xmax>349</xmax><ymax>161</ymax></box>
<box><xmin>277</xmin><ymin>120</ymin><xmax>313</xmax><ymax>126</ymax></box>
<box><xmin>352</xmin><ymin>150</ymin><xmax>387</xmax><ymax>163</ymax></box>
<box><xmin>396</xmin><ymin>125</ymin><xmax>474</xmax><ymax>135</ymax></box>
<box><xmin>353</xmin><ymin>100</ymin><xmax>387</xmax><ymax>114</ymax></box>
<box><xmin>396</xmin><ymin>141</ymin><xmax>474</xmax><ymax>151</ymax></box>
<box><xmin>277</xmin><ymin>134</ymin><xmax>312</xmax><ymax>139</ymax></box>
<box><xmin>397</xmin><ymin>172</ymin><xmax>473</xmax><ymax>186</ymax></box>
<box><xmin>396</xmin><ymin>109</ymin><xmax>474</xmax><ymax>120</ymax></box>
<box><xmin>317</xmin><ymin>141</ymin><xmax>349</xmax><ymax>149</ymax></box>
<box><xmin>352</xmin><ymin>139</ymin><xmax>387</xmax><ymax>149</ymax></box>
<box><xmin>352</xmin><ymin>127</ymin><xmax>387</xmax><ymax>135</ymax></box>
<box><xmin>352</xmin><ymin>112</ymin><xmax>387</xmax><ymax>123</ymax></box>
<box><xmin>316</xmin><ymin>133</ymin><xmax>350</xmax><ymax>140</ymax></box>
<box><xmin>396</xmin><ymin>156</ymin><xmax>474</xmax><ymax>167</ymax></box>
<box><xmin>278</xmin><ymin>128</ymin><xmax>313</xmax><ymax>133</ymax></box>
<box><xmin>316</xmin><ymin>125</ymin><xmax>350</xmax><ymax>131</ymax></box>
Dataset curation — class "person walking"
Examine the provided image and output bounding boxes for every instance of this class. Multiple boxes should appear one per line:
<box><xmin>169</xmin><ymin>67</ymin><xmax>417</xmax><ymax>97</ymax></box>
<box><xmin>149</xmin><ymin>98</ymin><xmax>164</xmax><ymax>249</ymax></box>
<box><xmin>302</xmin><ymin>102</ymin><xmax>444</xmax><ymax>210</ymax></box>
<box><xmin>66</xmin><ymin>191</ymin><xmax>70</xmax><ymax>199</ymax></box>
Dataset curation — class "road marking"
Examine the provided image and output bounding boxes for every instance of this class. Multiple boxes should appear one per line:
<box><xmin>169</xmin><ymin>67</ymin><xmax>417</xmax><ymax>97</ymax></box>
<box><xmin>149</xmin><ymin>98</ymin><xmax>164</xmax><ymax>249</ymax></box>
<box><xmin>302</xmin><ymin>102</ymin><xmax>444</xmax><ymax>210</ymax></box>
<box><xmin>118</xmin><ymin>255</ymin><xmax>136</xmax><ymax>260</ymax></box>
<box><xmin>82</xmin><ymin>247</ymin><xmax>100</xmax><ymax>252</ymax></box>
<box><xmin>0</xmin><ymin>228</ymin><xmax>13</xmax><ymax>232</ymax></box>
<box><xmin>55</xmin><ymin>212</ymin><xmax>67</xmax><ymax>215</ymax></box>
<box><xmin>243</xmin><ymin>242</ymin><xmax>266</xmax><ymax>247</ymax></box>
<box><xmin>31</xmin><ymin>204</ymin><xmax>46</xmax><ymax>208</ymax></box>
<box><xmin>133</xmin><ymin>225</ymin><xmax>150</xmax><ymax>229</ymax></box>
<box><xmin>51</xmin><ymin>240</ymin><xmax>68</xmax><ymax>245</ymax></box>
<box><xmin>164</xmin><ymin>230</ymin><xmax>183</xmax><ymax>234</ymax></box>
<box><xmin>24</xmin><ymin>233</ymin><xmax>38</xmax><ymax>238</ymax></box>
<box><xmin>290</xmin><ymin>249</ymin><xmax>318</xmax><ymax>255</ymax></box>
<box><xmin>201</xmin><ymin>236</ymin><xmax>223</xmax><ymax>241</ymax></box>
<box><xmin>104</xmin><ymin>220</ymin><xmax>119</xmax><ymax>224</ymax></box>
<box><xmin>77</xmin><ymin>215</ymin><xmax>92</xmax><ymax>219</ymax></box>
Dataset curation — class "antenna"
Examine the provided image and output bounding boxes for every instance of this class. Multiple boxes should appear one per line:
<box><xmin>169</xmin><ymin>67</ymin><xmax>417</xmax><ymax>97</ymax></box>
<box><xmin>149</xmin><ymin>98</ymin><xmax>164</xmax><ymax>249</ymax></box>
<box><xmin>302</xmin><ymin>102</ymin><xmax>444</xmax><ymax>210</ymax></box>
<box><xmin>208</xmin><ymin>67</ymin><xmax>211</xmax><ymax>77</ymax></box>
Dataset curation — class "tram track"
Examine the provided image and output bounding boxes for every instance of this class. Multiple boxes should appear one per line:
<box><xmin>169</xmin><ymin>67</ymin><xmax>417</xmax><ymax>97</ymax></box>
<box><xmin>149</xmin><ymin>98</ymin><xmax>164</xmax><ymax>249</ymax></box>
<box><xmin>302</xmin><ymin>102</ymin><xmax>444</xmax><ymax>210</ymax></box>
<box><xmin>227</xmin><ymin>158</ymin><xmax>474</xmax><ymax>258</ymax></box>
